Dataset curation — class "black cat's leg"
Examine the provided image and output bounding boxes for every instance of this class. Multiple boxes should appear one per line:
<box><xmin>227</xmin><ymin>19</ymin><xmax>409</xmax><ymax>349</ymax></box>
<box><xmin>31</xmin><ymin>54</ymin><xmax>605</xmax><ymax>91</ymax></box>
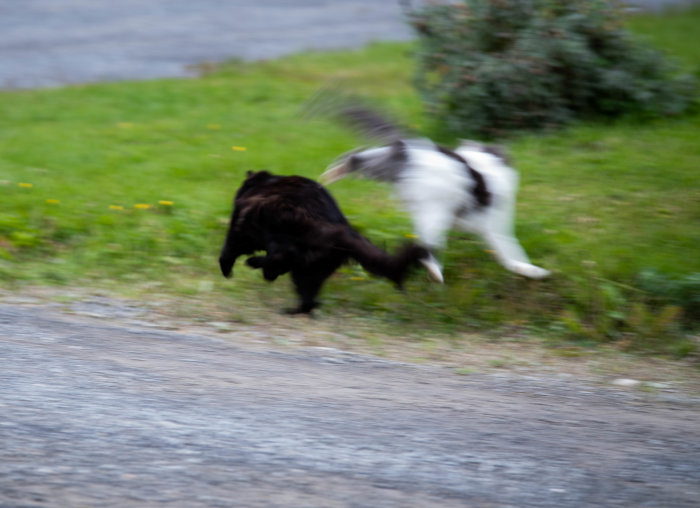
<box><xmin>287</xmin><ymin>257</ymin><xmax>342</xmax><ymax>314</ymax></box>
<box><xmin>246</xmin><ymin>256</ymin><xmax>267</xmax><ymax>269</ymax></box>
<box><xmin>245</xmin><ymin>255</ymin><xmax>282</xmax><ymax>281</ymax></box>
<box><xmin>287</xmin><ymin>271</ymin><xmax>325</xmax><ymax>314</ymax></box>
<box><xmin>246</xmin><ymin>242</ymin><xmax>295</xmax><ymax>281</ymax></box>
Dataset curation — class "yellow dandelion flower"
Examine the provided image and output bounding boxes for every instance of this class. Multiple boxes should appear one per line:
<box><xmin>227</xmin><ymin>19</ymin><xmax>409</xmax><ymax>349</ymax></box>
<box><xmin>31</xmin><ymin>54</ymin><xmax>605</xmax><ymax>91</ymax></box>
<box><xmin>158</xmin><ymin>200</ymin><xmax>174</xmax><ymax>206</ymax></box>
<box><xmin>45</xmin><ymin>199</ymin><xmax>60</xmax><ymax>205</ymax></box>
<box><xmin>231</xmin><ymin>146</ymin><xmax>247</xmax><ymax>152</ymax></box>
<box><xmin>109</xmin><ymin>205</ymin><xmax>124</xmax><ymax>211</ymax></box>
<box><xmin>18</xmin><ymin>182</ymin><xmax>33</xmax><ymax>188</ymax></box>
<box><xmin>134</xmin><ymin>203</ymin><xmax>151</xmax><ymax>210</ymax></box>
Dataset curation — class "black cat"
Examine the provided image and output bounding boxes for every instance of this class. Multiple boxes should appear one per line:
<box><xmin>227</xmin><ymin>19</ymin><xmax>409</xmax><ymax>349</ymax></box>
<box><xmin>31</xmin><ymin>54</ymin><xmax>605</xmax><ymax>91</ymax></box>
<box><xmin>219</xmin><ymin>170</ymin><xmax>427</xmax><ymax>314</ymax></box>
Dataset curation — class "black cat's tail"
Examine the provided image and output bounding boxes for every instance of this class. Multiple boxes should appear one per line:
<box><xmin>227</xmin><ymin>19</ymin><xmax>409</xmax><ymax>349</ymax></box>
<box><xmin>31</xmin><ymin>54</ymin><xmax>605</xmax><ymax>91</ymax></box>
<box><xmin>334</xmin><ymin>229</ymin><xmax>428</xmax><ymax>288</ymax></box>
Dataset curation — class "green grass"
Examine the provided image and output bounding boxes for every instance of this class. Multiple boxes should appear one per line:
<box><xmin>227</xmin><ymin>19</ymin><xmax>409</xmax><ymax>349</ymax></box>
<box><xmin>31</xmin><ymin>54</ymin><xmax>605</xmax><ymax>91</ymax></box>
<box><xmin>1</xmin><ymin>8</ymin><xmax>699</xmax><ymax>355</ymax></box>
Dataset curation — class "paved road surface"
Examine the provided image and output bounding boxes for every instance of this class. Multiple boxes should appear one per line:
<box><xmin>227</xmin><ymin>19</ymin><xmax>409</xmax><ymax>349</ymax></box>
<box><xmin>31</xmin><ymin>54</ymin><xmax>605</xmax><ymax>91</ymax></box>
<box><xmin>0</xmin><ymin>1</ymin><xmax>416</xmax><ymax>89</ymax></box>
<box><xmin>2</xmin><ymin>303</ymin><xmax>699</xmax><ymax>507</ymax></box>
<box><xmin>0</xmin><ymin>0</ymin><xmax>691</xmax><ymax>89</ymax></box>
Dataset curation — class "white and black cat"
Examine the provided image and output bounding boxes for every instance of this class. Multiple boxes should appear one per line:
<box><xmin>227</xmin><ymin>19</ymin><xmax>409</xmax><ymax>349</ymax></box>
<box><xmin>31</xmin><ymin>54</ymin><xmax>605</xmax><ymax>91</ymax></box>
<box><xmin>319</xmin><ymin>103</ymin><xmax>550</xmax><ymax>283</ymax></box>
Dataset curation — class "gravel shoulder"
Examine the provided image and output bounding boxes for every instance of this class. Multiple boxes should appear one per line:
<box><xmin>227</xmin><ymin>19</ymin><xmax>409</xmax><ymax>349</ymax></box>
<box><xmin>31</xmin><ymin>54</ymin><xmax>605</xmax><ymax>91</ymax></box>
<box><xmin>2</xmin><ymin>289</ymin><xmax>699</xmax><ymax>507</ymax></box>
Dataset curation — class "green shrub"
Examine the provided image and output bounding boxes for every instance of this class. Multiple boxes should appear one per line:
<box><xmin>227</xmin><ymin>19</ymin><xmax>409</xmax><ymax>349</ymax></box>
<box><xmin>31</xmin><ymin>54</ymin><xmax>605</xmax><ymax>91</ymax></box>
<box><xmin>409</xmin><ymin>0</ymin><xmax>697</xmax><ymax>137</ymax></box>
<box><xmin>637</xmin><ymin>270</ymin><xmax>700</xmax><ymax>323</ymax></box>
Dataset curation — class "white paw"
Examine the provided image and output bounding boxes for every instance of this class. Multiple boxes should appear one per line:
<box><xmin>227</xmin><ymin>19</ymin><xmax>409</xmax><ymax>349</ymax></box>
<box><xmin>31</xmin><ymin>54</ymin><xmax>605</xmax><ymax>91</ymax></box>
<box><xmin>420</xmin><ymin>255</ymin><xmax>444</xmax><ymax>283</ymax></box>
<box><xmin>509</xmin><ymin>262</ymin><xmax>551</xmax><ymax>279</ymax></box>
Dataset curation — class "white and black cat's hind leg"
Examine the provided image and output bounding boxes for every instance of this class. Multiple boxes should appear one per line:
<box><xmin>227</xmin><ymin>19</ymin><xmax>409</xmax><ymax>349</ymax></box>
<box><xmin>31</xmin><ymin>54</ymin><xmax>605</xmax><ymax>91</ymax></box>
<box><xmin>467</xmin><ymin>205</ymin><xmax>550</xmax><ymax>279</ymax></box>
<box><xmin>452</xmin><ymin>196</ymin><xmax>550</xmax><ymax>279</ymax></box>
<box><xmin>481</xmin><ymin>229</ymin><xmax>550</xmax><ymax>279</ymax></box>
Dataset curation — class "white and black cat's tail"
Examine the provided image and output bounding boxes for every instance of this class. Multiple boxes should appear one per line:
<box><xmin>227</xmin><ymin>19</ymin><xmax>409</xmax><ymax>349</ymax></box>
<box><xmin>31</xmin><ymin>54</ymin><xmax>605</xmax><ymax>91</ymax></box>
<box><xmin>305</xmin><ymin>88</ymin><xmax>409</xmax><ymax>144</ymax></box>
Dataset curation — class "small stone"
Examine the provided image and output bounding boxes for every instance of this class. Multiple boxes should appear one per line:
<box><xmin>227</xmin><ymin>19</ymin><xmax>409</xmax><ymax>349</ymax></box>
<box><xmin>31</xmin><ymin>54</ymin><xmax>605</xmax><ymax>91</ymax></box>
<box><xmin>612</xmin><ymin>378</ymin><xmax>641</xmax><ymax>387</ymax></box>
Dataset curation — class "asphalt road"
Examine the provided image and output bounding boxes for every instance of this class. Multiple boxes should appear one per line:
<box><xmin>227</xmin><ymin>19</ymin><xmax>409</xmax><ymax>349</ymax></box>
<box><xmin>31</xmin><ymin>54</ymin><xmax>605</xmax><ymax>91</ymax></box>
<box><xmin>0</xmin><ymin>0</ymin><xmax>416</xmax><ymax>89</ymax></box>
<box><xmin>2</xmin><ymin>302</ymin><xmax>699</xmax><ymax>507</ymax></box>
<box><xmin>0</xmin><ymin>0</ymin><xmax>692</xmax><ymax>89</ymax></box>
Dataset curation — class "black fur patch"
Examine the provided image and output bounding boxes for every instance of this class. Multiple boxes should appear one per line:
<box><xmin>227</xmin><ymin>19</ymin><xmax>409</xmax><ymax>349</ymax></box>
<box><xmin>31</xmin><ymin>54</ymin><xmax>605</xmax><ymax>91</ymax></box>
<box><xmin>436</xmin><ymin>145</ymin><xmax>492</xmax><ymax>208</ymax></box>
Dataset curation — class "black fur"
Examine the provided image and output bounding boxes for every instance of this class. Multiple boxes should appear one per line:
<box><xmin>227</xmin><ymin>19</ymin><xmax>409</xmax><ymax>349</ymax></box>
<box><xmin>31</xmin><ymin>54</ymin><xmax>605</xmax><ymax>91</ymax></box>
<box><xmin>219</xmin><ymin>171</ymin><xmax>428</xmax><ymax>314</ymax></box>
<box><xmin>435</xmin><ymin>145</ymin><xmax>492</xmax><ymax>208</ymax></box>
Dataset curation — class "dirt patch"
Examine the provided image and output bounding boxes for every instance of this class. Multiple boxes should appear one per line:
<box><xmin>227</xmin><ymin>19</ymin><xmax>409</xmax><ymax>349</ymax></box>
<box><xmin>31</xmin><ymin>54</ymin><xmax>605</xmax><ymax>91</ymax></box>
<box><xmin>3</xmin><ymin>285</ymin><xmax>699</xmax><ymax>399</ymax></box>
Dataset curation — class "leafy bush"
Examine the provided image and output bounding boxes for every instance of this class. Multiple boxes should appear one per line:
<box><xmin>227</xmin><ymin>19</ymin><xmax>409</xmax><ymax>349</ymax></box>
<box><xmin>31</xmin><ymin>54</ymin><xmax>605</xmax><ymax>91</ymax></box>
<box><xmin>409</xmin><ymin>0</ymin><xmax>697</xmax><ymax>137</ymax></box>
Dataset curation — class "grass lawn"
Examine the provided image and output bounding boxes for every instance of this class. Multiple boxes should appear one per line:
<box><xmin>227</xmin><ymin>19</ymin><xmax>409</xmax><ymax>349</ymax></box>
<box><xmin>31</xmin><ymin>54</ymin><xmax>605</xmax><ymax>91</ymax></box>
<box><xmin>1</xmin><ymin>6</ymin><xmax>698</xmax><ymax>357</ymax></box>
